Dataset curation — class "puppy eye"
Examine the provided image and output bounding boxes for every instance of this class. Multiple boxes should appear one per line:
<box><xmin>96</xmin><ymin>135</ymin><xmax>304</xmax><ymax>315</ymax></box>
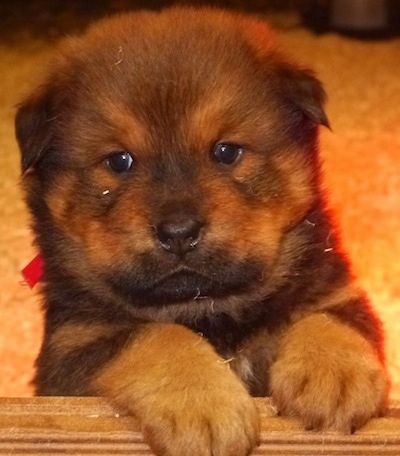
<box><xmin>213</xmin><ymin>143</ymin><xmax>243</xmax><ymax>165</ymax></box>
<box><xmin>106</xmin><ymin>152</ymin><xmax>134</xmax><ymax>173</ymax></box>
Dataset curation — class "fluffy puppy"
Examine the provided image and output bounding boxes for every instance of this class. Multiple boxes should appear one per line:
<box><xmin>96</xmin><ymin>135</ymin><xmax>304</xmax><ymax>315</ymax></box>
<box><xmin>16</xmin><ymin>7</ymin><xmax>389</xmax><ymax>456</ymax></box>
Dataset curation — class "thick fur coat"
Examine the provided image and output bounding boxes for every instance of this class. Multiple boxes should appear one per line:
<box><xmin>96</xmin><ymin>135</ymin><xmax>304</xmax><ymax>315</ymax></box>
<box><xmin>16</xmin><ymin>8</ymin><xmax>389</xmax><ymax>456</ymax></box>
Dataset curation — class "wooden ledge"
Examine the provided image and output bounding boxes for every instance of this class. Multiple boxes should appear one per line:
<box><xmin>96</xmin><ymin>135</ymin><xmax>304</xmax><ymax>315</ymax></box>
<box><xmin>0</xmin><ymin>397</ymin><xmax>399</xmax><ymax>455</ymax></box>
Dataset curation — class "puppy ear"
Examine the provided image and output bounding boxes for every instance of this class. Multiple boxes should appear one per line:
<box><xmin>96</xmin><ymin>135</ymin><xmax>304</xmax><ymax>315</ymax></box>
<box><xmin>279</xmin><ymin>65</ymin><xmax>330</xmax><ymax>129</ymax></box>
<box><xmin>15</xmin><ymin>84</ymin><xmax>59</xmax><ymax>174</ymax></box>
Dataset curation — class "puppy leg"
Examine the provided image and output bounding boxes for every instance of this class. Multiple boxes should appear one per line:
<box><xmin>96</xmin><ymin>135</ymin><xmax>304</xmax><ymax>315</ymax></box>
<box><xmin>94</xmin><ymin>323</ymin><xmax>259</xmax><ymax>456</ymax></box>
<box><xmin>270</xmin><ymin>313</ymin><xmax>389</xmax><ymax>432</ymax></box>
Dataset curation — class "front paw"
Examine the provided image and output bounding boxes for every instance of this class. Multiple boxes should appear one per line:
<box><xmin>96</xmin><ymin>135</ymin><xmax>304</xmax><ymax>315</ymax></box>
<box><xmin>270</xmin><ymin>314</ymin><xmax>389</xmax><ymax>432</ymax></box>
<box><xmin>95</xmin><ymin>324</ymin><xmax>259</xmax><ymax>456</ymax></box>
<box><xmin>139</xmin><ymin>369</ymin><xmax>259</xmax><ymax>456</ymax></box>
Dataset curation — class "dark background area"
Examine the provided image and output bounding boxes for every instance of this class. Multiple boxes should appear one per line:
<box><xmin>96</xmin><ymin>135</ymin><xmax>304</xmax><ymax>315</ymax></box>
<box><xmin>1</xmin><ymin>0</ymin><xmax>400</xmax><ymax>42</ymax></box>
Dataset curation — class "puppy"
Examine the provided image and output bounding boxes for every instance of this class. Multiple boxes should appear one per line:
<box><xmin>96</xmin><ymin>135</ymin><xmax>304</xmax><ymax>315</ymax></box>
<box><xmin>16</xmin><ymin>7</ymin><xmax>389</xmax><ymax>456</ymax></box>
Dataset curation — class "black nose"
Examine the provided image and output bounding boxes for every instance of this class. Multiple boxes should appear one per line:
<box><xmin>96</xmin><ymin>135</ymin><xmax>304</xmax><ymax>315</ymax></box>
<box><xmin>156</xmin><ymin>216</ymin><xmax>203</xmax><ymax>256</ymax></box>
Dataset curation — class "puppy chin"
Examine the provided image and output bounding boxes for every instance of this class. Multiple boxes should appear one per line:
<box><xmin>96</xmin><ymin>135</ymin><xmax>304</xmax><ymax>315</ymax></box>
<box><xmin>103</xmin><ymin>256</ymin><xmax>264</xmax><ymax>307</ymax></box>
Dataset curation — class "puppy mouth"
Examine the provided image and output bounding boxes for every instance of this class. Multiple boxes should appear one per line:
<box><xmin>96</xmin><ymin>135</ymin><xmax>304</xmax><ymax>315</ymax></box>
<box><xmin>105</xmin><ymin>257</ymin><xmax>263</xmax><ymax>307</ymax></box>
<box><xmin>143</xmin><ymin>267</ymin><xmax>221</xmax><ymax>303</ymax></box>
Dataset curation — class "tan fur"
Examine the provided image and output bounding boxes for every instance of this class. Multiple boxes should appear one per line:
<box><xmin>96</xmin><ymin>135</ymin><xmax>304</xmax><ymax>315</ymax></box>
<box><xmin>314</xmin><ymin>285</ymin><xmax>363</xmax><ymax>312</ymax></box>
<box><xmin>272</xmin><ymin>149</ymin><xmax>317</xmax><ymax>225</ymax></box>
<box><xmin>49</xmin><ymin>323</ymin><xmax>118</xmax><ymax>358</ymax></box>
<box><xmin>270</xmin><ymin>314</ymin><xmax>388</xmax><ymax>432</ymax></box>
<box><xmin>94</xmin><ymin>323</ymin><xmax>259</xmax><ymax>456</ymax></box>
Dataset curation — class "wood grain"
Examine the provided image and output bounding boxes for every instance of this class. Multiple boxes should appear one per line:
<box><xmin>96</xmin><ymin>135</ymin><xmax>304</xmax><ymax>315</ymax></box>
<box><xmin>0</xmin><ymin>397</ymin><xmax>399</xmax><ymax>455</ymax></box>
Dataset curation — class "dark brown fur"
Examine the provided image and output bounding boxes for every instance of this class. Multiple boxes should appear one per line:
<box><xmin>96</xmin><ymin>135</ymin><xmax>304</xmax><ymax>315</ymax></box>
<box><xmin>16</xmin><ymin>7</ymin><xmax>389</xmax><ymax>456</ymax></box>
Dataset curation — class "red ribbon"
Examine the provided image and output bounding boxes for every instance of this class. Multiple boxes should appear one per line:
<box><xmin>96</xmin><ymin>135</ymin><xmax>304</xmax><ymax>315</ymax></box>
<box><xmin>21</xmin><ymin>254</ymin><xmax>44</xmax><ymax>289</ymax></box>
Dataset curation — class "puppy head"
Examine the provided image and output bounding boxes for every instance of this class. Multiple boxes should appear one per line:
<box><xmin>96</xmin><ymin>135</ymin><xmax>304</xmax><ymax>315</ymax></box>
<box><xmin>16</xmin><ymin>8</ymin><xmax>328</xmax><ymax>314</ymax></box>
